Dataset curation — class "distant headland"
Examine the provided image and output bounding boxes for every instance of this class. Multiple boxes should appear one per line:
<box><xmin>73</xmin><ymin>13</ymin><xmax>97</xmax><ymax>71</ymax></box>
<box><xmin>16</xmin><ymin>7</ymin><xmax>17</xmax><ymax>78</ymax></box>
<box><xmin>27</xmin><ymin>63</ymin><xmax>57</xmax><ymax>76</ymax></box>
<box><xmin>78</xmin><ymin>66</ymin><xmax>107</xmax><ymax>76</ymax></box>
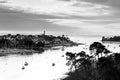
<box><xmin>102</xmin><ymin>36</ymin><xmax>120</xmax><ymax>42</ymax></box>
<box><xmin>0</xmin><ymin>33</ymin><xmax>79</xmax><ymax>56</ymax></box>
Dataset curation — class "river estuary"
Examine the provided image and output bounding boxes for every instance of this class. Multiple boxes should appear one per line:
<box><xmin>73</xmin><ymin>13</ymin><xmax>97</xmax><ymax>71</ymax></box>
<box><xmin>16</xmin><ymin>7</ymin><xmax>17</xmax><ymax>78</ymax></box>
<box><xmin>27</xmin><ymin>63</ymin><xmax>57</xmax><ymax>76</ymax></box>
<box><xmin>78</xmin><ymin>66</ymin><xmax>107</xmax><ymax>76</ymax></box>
<box><xmin>0</xmin><ymin>44</ymin><xmax>87</xmax><ymax>80</ymax></box>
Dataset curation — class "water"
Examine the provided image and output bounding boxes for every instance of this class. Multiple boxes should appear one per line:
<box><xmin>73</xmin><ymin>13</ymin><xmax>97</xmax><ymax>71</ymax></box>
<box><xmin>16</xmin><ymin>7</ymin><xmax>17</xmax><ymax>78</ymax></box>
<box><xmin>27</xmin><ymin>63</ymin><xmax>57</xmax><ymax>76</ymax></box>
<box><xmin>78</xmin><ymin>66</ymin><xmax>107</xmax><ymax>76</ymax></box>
<box><xmin>103</xmin><ymin>41</ymin><xmax>120</xmax><ymax>53</ymax></box>
<box><xmin>0</xmin><ymin>45</ymin><xmax>88</xmax><ymax>80</ymax></box>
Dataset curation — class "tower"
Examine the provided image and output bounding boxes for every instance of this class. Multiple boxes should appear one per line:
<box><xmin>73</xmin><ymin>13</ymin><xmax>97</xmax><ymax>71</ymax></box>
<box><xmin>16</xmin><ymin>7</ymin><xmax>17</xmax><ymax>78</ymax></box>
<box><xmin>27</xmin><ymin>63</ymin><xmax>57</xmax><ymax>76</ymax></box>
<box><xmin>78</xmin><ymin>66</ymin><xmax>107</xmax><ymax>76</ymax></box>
<box><xmin>43</xmin><ymin>30</ymin><xmax>45</xmax><ymax>36</ymax></box>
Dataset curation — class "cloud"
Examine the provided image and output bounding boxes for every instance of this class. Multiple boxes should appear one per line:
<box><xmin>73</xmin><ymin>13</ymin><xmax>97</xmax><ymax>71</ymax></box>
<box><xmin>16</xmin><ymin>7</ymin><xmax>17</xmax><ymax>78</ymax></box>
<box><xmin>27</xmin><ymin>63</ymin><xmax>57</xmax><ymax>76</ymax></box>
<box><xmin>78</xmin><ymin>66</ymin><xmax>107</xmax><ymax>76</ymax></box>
<box><xmin>0</xmin><ymin>0</ymin><xmax>119</xmax><ymax>37</ymax></box>
<box><xmin>81</xmin><ymin>0</ymin><xmax>120</xmax><ymax>8</ymax></box>
<box><xmin>0</xmin><ymin>0</ymin><xmax>112</xmax><ymax>17</ymax></box>
<box><xmin>46</xmin><ymin>18</ymin><xmax>120</xmax><ymax>36</ymax></box>
<box><xmin>106</xmin><ymin>23</ymin><xmax>120</xmax><ymax>30</ymax></box>
<box><xmin>80</xmin><ymin>0</ymin><xmax>108</xmax><ymax>4</ymax></box>
<box><xmin>58</xmin><ymin>0</ymin><xmax>71</xmax><ymax>2</ymax></box>
<box><xmin>0</xmin><ymin>0</ymin><xmax>7</xmax><ymax>3</ymax></box>
<box><xmin>47</xmin><ymin>19</ymin><xmax>104</xmax><ymax>31</ymax></box>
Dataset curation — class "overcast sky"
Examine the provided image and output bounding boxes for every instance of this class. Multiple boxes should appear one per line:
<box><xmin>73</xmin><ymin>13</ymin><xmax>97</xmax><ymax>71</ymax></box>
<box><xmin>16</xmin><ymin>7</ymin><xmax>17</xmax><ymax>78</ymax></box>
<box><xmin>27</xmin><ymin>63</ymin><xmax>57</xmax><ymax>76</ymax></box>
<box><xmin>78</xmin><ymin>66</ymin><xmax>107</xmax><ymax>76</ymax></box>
<box><xmin>0</xmin><ymin>0</ymin><xmax>120</xmax><ymax>38</ymax></box>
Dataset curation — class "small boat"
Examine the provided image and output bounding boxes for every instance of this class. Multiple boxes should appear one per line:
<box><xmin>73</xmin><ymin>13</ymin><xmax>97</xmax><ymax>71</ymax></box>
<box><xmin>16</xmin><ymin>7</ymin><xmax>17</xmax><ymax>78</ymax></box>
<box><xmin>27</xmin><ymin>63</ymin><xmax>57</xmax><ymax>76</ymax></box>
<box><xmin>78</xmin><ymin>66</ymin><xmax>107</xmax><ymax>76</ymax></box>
<box><xmin>52</xmin><ymin>63</ymin><xmax>55</xmax><ymax>66</ymax></box>
<box><xmin>21</xmin><ymin>66</ymin><xmax>25</xmax><ymax>70</ymax></box>
<box><xmin>24</xmin><ymin>62</ymin><xmax>28</xmax><ymax>66</ymax></box>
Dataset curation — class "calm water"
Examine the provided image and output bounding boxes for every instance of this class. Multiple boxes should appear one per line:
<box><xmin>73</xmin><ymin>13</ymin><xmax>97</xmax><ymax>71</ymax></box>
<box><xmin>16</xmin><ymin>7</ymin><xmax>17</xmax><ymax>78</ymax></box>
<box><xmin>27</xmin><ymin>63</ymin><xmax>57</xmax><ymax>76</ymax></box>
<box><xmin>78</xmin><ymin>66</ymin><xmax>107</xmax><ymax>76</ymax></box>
<box><xmin>0</xmin><ymin>45</ymin><xmax>87</xmax><ymax>80</ymax></box>
<box><xmin>103</xmin><ymin>41</ymin><xmax>120</xmax><ymax>53</ymax></box>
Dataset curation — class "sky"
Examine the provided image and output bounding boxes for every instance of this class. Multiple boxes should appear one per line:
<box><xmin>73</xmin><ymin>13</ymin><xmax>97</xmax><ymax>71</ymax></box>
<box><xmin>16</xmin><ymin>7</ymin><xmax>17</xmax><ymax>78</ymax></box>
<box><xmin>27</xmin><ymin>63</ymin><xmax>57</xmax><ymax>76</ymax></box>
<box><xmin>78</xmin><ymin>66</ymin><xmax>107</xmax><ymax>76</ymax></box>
<box><xmin>0</xmin><ymin>0</ymin><xmax>120</xmax><ymax>39</ymax></box>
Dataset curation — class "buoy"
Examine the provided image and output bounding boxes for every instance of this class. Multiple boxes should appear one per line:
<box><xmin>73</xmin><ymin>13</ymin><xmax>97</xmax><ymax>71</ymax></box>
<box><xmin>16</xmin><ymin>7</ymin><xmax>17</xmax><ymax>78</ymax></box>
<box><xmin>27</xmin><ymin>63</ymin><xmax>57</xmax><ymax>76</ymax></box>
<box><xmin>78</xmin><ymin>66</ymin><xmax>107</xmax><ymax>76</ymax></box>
<box><xmin>24</xmin><ymin>62</ymin><xmax>28</xmax><ymax>66</ymax></box>
<box><xmin>52</xmin><ymin>63</ymin><xmax>55</xmax><ymax>66</ymax></box>
<box><xmin>61</xmin><ymin>55</ymin><xmax>64</xmax><ymax>57</ymax></box>
<box><xmin>21</xmin><ymin>66</ymin><xmax>25</xmax><ymax>70</ymax></box>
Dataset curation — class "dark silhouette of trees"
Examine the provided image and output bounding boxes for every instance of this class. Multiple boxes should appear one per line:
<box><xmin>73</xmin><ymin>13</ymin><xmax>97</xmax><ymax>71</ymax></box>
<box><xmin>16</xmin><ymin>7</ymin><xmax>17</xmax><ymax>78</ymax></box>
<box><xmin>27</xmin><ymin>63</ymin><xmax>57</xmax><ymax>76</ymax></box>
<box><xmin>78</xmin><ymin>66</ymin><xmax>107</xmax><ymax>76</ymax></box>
<box><xmin>102</xmin><ymin>36</ymin><xmax>120</xmax><ymax>42</ymax></box>
<box><xmin>97</xmin><ymin>56</ymin><xmax>120</xmax><ymax>80</ymax></box>
<box><xmin>77</xmin><ymin>51</ymin><xmax>86</xmax><ymax>57</ymax></box>
<box><xmin>89</xmin><ymin>42</ymin><xmax>110</xmax><ymax>58</ymax></box>
<box><xmin>0</xmin><ymin>38</ymin><xmax>14</xmax><ymax>48</ymax></box>
<box><xmin>114</xmin><ymin>53</ymin><xmax>120</xmax><ymax>64</ymax></box>
<box><xmin>36</xmin><ymin>41</ymin><xmax>44</xmax><ymax>47</ymax></box>
<box><xmin>0</xmin><ymin>34</ymin><xmax>75</xmax><ymax>50</ymax></box>
<box><xmin>64</xmin><ymin>42</ymin><xmax>120</xmax><ymax>80</ymax></box>
<box><xmin>14</xmin><ymin>38</ymin><xmax>35</xmax><ymax>49</ymax></box>
<box><xmin>22</xmin><ymin>38</ymin><xmax>35</xmax><ymax>49</ymax></box>
<box><xmin>64</xmin><ymin>51</ymin><xmax>93</xmax><ymax>80</ymax></box>
<box><xmin>104</xmin><ymin>48</ymin><xmax>111</xmax><ymax>57</ymax></box>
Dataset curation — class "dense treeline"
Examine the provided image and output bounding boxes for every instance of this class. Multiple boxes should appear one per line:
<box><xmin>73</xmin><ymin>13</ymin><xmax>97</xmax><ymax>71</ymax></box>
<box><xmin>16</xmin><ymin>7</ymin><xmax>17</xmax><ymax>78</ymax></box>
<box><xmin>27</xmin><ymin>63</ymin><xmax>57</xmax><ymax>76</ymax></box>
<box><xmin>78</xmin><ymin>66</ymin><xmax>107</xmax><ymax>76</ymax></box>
<box><xmin>64</xmin><ymin>42</ymin><xmax>120</xmax><ymax>80</ymax></box>
<box><xmin>102</xmin><ymin>36</ymin><xmax>120</xmax><ymax>41</ymax></box>
<box><xmin>0</xmin><ymin>36</ymin><xmax>44</xmax><ymax>50</ymax></box>
<box><xmin>0</xmin><ymin>34</ymin><xmax>72</xmax><ymax>50</ymax></box>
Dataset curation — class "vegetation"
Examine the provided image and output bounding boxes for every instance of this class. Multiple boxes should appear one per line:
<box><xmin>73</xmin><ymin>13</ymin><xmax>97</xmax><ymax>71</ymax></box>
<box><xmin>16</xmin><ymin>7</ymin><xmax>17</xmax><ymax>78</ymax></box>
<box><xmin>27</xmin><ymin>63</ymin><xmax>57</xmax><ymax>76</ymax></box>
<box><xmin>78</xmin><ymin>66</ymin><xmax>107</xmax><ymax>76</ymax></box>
<box><xmin>102</xmin><ymin>36</ymin><xmax>120</xmax><ymax>42</ymax></box>
<box><xmin>63</xmin><ymin>42</ymin><xmax>120</xmax><ymax>80</ymax></box>
<box><xmin>0</xmin><ymin>34</ymin><xmax>76</xmax><ymax>49</ymax></box>
<box><xmin>0</xmin><ymin>34</ymin><xmax>77</xmax><ymax>56</ymax></box>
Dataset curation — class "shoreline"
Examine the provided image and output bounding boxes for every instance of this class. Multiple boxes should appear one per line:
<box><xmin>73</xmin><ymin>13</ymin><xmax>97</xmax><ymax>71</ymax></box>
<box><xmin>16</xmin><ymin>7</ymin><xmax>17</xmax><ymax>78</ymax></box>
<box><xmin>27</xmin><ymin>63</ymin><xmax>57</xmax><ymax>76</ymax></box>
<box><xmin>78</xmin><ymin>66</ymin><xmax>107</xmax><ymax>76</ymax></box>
<box><xmin>0</xmin><ymin>34</ymin><xmax>81</xmax><ymax>57</ymax></box>
<box><xmin>0</xmin><ymin>43</ymin><xmax>81</xmax><ymax>57</ymax></box>
<box><xmin>0</xmin><ymin>48</ymin><xmax>44</xmax><ymax>56</ymax></box>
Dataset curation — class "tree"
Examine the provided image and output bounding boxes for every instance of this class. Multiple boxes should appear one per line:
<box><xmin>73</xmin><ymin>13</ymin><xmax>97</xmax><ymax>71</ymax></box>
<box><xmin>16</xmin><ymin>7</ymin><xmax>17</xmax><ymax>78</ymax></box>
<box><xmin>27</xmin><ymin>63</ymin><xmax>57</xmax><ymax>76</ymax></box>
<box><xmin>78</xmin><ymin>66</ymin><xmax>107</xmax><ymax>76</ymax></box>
<box><xmin>89</xmin><ymin>42</ymin><xmax>107</xmax><ymax>59</ymax></box>
<box><xmin>35</xmin><ymin>41</ymin><xmax>45</xmax><ymax>50</ymax></box>
<box><xmin>104</xmin><ymin>48</ymin><xmax>110</xmax><ymax>57</ymax></box>
<box><xmin>17</xmin><ymin>38</ymin><xmax>35</xmax><ymax>49</ymax></box>
<box><xmin>0</xmin><ymin>38</ymin><xmax>13</xmax><ymax>48</ymax></box>
<box><xmin>25</xmin><ymin>38</ymin><xmax>35</xmax><ymax>49</ymax></box>
<box><xmin>77</xmin><ymin>51</ymin><xmax>86</xmax><ymax>58</ymax></box>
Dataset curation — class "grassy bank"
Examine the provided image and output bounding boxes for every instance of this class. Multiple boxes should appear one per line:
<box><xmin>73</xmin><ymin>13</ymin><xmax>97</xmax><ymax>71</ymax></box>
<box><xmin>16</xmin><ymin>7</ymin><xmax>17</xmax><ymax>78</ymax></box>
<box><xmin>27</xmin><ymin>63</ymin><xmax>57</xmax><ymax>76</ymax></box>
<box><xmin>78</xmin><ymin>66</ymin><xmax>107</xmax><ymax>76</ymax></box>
<box><xmin>0</xmin><ymin>48</ymin><xmax>44</xmax><ymax>56</ymax></box>
<box><xmin>0</xmin><ymin>42</ymin><xmax>79</xmax><ymax>57</ymax></box>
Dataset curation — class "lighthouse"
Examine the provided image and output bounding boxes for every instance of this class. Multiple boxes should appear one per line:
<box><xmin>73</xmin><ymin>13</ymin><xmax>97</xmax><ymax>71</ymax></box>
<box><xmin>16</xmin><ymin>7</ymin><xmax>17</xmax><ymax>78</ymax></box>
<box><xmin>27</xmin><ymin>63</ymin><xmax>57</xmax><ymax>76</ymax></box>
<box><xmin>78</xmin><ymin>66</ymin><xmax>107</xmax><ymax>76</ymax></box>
<box><xmin>43</xmin><ymin>30</ymin><xmax>46</xmax><ymax>36</ymax></box>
